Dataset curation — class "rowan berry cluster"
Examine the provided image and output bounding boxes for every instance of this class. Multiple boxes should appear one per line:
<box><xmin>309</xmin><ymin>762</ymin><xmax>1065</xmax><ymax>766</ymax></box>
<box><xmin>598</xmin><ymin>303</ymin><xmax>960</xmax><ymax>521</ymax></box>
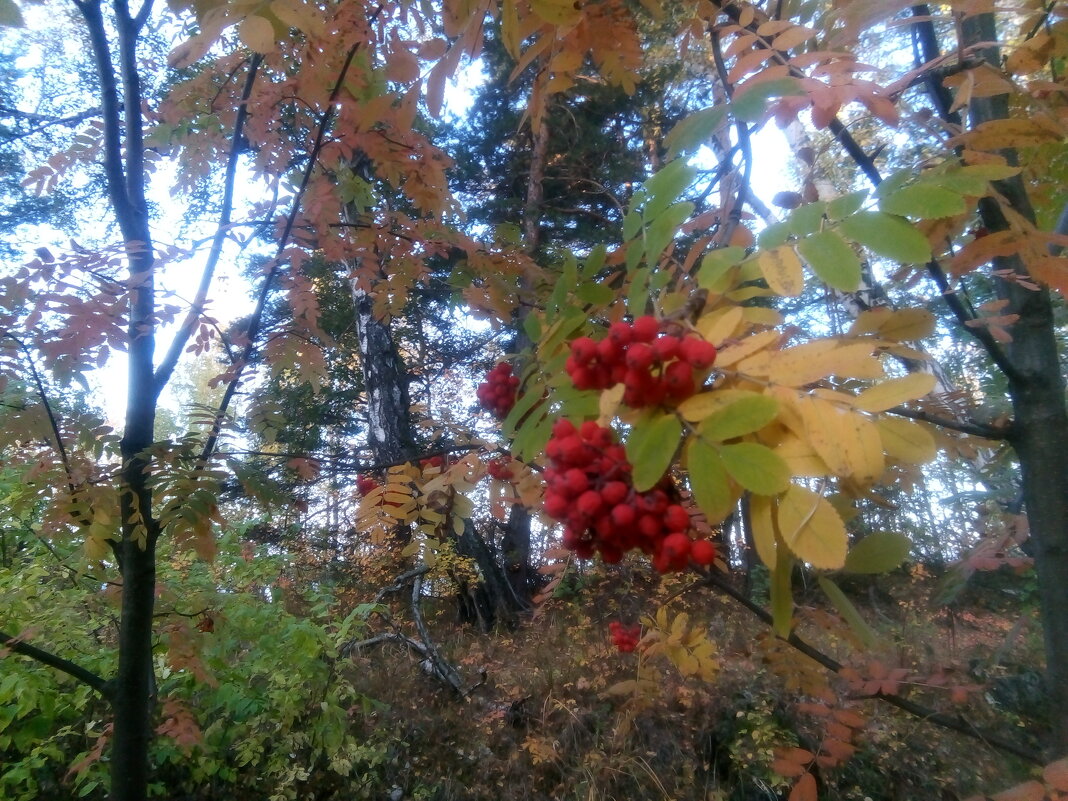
<box><xmin>608</xmin><ymin>621</ymin><xmax>642</xmax><ymax>653</ymax></box>
<box><xmin>356</xmin><ymin>475</ymin><xmax>378</xmax><ymax>495</ymax></box>
<box><xmin>543</xmin><ymin>419</ymin><xmax>714</xmax><ymax>572</ymax></box>
<box><xmin>476</xmin><ymin>362</ymin><xmax>520</xmax><ymax>418</ymax></box>
<box><xmin>565</xmin><ymin>317</ymin><xmax>718</xmax><ymax>408</ymax></box>
<box><xmin>486</xmin><ymin>456</ymin><xmax>514</xmax><ymax>481</ymax></box>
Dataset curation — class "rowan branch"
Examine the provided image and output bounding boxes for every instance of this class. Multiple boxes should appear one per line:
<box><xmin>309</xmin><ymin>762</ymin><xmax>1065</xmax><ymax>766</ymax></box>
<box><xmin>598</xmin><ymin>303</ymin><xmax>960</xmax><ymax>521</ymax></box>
<box><xmin>886</xmin><ymin>404</ymin><xmax>1009</xmax><ymax>440</ymax></box>
<box><xmin>155</xmin><ymin>54</ymin><xmax>263</xmax><ymax>397</ymax></box>
<box><xmin>74</xmin><ymin>0</ymin><xmax>129</xmax><ymax>220</ymax></box>
<box><xmin>710</xmin><ymin>0</ymin><xmax>1023</xmax><ymax>384</ymax></box>
<box><xmin>198</xmin><ymin>19</ymin><xmax>381</xmax><ymax>469</ymax></box>
<box><xmin>703</xmin><ymin>572</ymin><xmax>1042</xmax><ymax>765</ymax></box>
<box><xmin>0</xmin><ymin>631</ymin><xmax>112</xmax><ymax>698</ymax></box>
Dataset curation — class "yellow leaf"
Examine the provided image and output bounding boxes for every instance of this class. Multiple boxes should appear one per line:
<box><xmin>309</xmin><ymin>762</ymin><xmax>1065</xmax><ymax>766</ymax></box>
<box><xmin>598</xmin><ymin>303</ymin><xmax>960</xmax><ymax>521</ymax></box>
<box><xmin>529</xmin><ymin>0</ymin><xmax>581</xmax><ymax>26</ymax></box>
<box><xmin>842</xmin><ymin>412</ymin><xmax>885</xmax><ymax>487</ymax></box>
<box><xmin>797</xmin><ymin>395</ymin><xmax>849</xmax><ymax>475</ymax></box>
<box><xmin>766</xmin><ymin>341</ymin><xmax>883</xmax><ymax>387</ymax></box>
<box><xmin>85</xmin><ymin>536</ymin><xmax>109</xmax><ymax>561</ymax></box>
<box><xmin>877</xmin><ymin>417</ymin><xmax>937</xmax><ymax>463</ymax></box>
<box><xmin>875</xmin><ymin>308</ymin><xmax>936</xmax><ymax>341</ymax></box>
<box><xmin>598</xmin><ymin>383</ymin><xmax>625</xmax><ymax>425</ymax></box>
<box><xmin>238</xmin><ymin>14</ymin><xmax>276</xmax><ymax>53</ymax></box>
<box><xmin>678</xmin><ymin>389</ymin><xmax>765</xmax><ymax>422</ymax></box>
<box><xmin>696</xmin><ymin>306</ymin><xmax>744</xmax><ymax>347</ymax></box>
<box><xmin>716</xmin><ymin>329</ymin><xmax>780</xmax><ymax>368</ymax></box>
<box><xmin>852</xmin><ymin>373</ymin><xmax>937</xmax><ymax>413</ymax></box>
<box><xmin>774</xmin><ymin>433</ymin><xmax>832</xmax><ymax>476</ymax></box>
<box><xmin>755</xmin><ymin>246</ymin><xmax>804</xmax><ymax>296</ymax></box>
<box><xmin>776</xmin><ymin>485</ymin><xmax>848</xmax><ymax>569</ymax></box>
<box><xmin>741</xmin><ymin>306</ymin><xmax>784</xmax><ymax>327</ymax></box>
<box><xmin>953</xmin><ymin>116</ymin><xmax>1063</xmax><ymax>151</ymax></box>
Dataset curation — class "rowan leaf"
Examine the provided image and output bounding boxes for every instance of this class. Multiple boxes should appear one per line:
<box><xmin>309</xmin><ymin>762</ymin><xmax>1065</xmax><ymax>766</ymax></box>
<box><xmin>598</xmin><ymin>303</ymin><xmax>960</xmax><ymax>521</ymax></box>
<box><xmin>838</xmin><ymin>211</ymin><xmax>932</xmax><ymax>263</ymax></box>
<box><xmin>731</xmin><ymin>77</ymin><xmax>806</xmax><ymax>122</ymax></box>
<box><xmin>877</xmin><ymin>417</ymin><xmax>937</xmax><ymax>463</ymax></box>
<box><xmin>826</xmin><ymin>190</ymin><xmax>868</xmax><ymax>221</ymax></box>
<box><xmin>626</xmin><ymin>412</ymin><xmax>682</xmax><ymax>491</ymax></box>
<box><xmin>686</xmin><ymin>438</ymin><xmax>733</xmax><ymax>524</ymax></box>
<box><xmin>700</xmin><ymin>395</ymin><xmax>780</xmax><ymax>440</ymax></box>
<box><xmin>777</xmin><ymin>484</ymin><xmax>848</xmax><ymax>569</ymax></box>
<box><xmin>844</xmin><ymin>531</ymin><xmax>912</xmax><ymax>573</ymax></box>
<box><xmin>796</xmin><ymin>230</ymin><xmax>862</xmax><ymax>291</ymax></box>
<box><xmin>665</xmin><ymin>105</ymin><xmax>729</xmax><ymax>158</ymax></box>
<box><xmin>719</xmin><ymin>442</ymin><xmax>791</xmax><ymax>495</ymax></box>
<box><xmin>853</xmin><ymin>373</ymin><xmax>936</xmax><ymax>412</ymax></box>
<box><xmin>818</xmin><ymin>576</ymin><xmax>877</xmax><ymax>648</ymax></box>
<box><xmin>643</xmin><ymin>160</ymin><xmax>697</xmax><ymax>220</ymax></box>
<box><xmin>880</xmin><ymin>184</ymin><xmax>966</xmax><ymax>220</ymax></box>
<box><xmin>755</xmin><ymin>246</ymin><xmax>804</xmax><ymax>296</ymax></box>
<box><xmin>238</xmin><ymin>15</ymin><xmax>276</xmax><ymax>53</ymax></box>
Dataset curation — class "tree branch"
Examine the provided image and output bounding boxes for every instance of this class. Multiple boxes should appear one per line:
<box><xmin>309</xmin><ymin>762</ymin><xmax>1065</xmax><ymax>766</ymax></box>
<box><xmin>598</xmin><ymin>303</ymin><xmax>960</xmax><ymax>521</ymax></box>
<box><xmin>197</xmin><ymin>13</ymin><xmax>382</xmax><ymax>468</ymax></box>
<box><xmin>887</xmin><ymin>404</ymin><xmax>1009</xmax><ymax>440</ymax></box>
<box><xmin>0</xmin><ymin>631</ymin><xmax>112</xmax><ymax>698</ymax></box>
<box><xmin>703</xmin><ymin>573</ymin><xmax>1042</xmax><ymax>765</ymax></box>
<box><xmin>154</xmin><ymin>54</ymin><xmax>263</xmax><ymax>396</ymax></box>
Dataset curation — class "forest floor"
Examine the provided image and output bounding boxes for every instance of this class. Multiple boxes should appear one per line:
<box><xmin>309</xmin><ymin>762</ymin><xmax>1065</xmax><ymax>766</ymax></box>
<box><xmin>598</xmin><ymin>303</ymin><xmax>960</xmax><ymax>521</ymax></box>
<box><xmin>339</xmin><ymin>559</ymin><xmax>1047</xmax><ymax>801</ymax></box>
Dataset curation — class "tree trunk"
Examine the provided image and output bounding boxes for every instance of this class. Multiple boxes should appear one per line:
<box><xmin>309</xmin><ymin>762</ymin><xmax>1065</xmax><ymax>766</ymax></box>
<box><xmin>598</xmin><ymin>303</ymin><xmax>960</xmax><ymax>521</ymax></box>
<box><xmin>963</xmin><ymin>13</ymin><xmax>1068</xmax><ymax>757</ymax></box>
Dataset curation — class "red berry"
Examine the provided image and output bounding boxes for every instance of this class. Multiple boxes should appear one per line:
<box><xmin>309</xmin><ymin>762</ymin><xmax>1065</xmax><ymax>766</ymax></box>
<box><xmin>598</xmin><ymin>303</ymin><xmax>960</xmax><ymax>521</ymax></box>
<box><xmin>608</xmin><ymin>321</ymin><xmax>633</xmax><ymax>344</ymax></box>
<box><xmin>625</xmin><ymin>342</ymin><xmax>655</xmax><ymax>371</ymax></box>
<box><xmin>601</xmin><ymin>481</ymin><xmax>629</xmax><ymax>507</ymax></box>
<box><xmin>571</xmin><ymin>337</ymin><xmax>597</xmax><ymax>362</ymax></box>
<box><xmin>680</xmin><ymin>337</ymin><xmax>717</xmax><ymax>369</ymax></box>
<box><xmin>577</xmin><ymin>490</ymin><xmax>604</xmax><ymax>517</ymax></box>
<box><xmin>665</xmin><ymin>504</ymin><xmax>689</xmax><ymax>532</ymax></box>
<box><xmin>691</xmin><ymin>539</ymin><xmax>717</xmax><ymax>566</ymax></box>
<box><xmin>632</xmin><ymin>316</ymin><xmax>660</xmax><ymax>342</ymax></box>
<box><xmin>653</xmin><ymin>336</ymin><xmax>681</xmax><ymax>361</ymax></box>
<box><xmin>564</xmin><ymin>468</ymin><xmax>589</xmax><ymax>496</ymax></box>
<box><xmin>611</xmin><ymin>503</ymin><xmax>637</xmax><ymax>528</ymax></box>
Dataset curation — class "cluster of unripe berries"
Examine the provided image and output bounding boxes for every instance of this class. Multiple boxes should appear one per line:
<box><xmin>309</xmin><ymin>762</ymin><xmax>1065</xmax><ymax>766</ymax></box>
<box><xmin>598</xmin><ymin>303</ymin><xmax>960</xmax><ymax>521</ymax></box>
<box><xmin>476</xmin><ymin>362</ymin><xmax>520</xmax><ymax>418</ymax></box>
<box><xmin>543</xmin><ymin>419</ymin><xmax>717</xmax><ymax>573</ymax></box>
<box><xmin>608</xmin><ymin>621</ymin><xmax>642</xmax><ymax>653</ymax></box>
<box><xmin>565</xmin><ymin>316</ymin><xmax>717</xmax><ymax>408</ymax></box>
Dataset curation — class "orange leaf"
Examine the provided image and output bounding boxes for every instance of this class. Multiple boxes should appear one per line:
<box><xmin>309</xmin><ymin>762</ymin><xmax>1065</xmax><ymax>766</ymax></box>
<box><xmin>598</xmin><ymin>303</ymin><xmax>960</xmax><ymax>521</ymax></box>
<box><xmin>789</xmin><ymin>772</ymin><xmax>818</xmax><ymax>801</ymax></box>
<box><xmin>1045</xmin><ymin>758</ymin><xmax>1068</xmax><ymax>791</ymax></box>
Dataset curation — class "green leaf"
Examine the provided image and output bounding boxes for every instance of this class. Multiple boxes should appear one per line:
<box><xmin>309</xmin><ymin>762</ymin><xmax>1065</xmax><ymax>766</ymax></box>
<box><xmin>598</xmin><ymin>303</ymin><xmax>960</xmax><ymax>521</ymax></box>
<box><xmin>818</xmin><ymin>576</ymin><xmax>877</xmax><ymax>648</ymax></box>
<box><xmin>627</xmin><ymin>265</ymin><xmax>650</xmax><ymax>315</ymax></box>
<box><xmin>757</xmin><ymin>220</ymin><xmax>791</xmax><ymax>249</ymax></box>
<box><xmin>880</xmin><ymin>183</ymin><xmax>967</xmax><ymax>219</ymax></box>
<box><xmin>843</xmin><ymin>531</ymin><xmax>912</xmax><ymax>574</ymax></box>
<box><xmin>700</xmin><ymin>395</ymin><xmax>780</xmax><ymax>440</ymax></box>
<box><xmin>581</xmin><ymin>244</ymin><xmax>607</xmax><ymax>278</ymax></box>
<box><xmin>771</xmin><ymin>546</ymin><xmax>794</xmax><ymax>638</ymax></box>
<box><xmin>665</xmin><ymin>105</ymin><xmax>729</xmax><ymax>158</ymax></box>
<box><xmin>575</xmin><ymin>283</ymin><xmax>614</xmax><ymax>306</ymax></box>
<box><xmin>645</xmin><ymin>201</ymin><xmax>693</xmax><ymax>260</ymax></box>
<box><xmin>622</xmin><ymin>210</ymin><xmax>642</xmax><ymax>241</ymax></box>
<box><xmin>522</xmin><ymin>312</ymin><xmax>541</xmax><ymax>343</ymax></box>
<box><xmin>686</xmin><ymin>438</ymin><xmax>733</xmax><ymax>524</ymax></box>
<box><xmin>731</xmin><ymin>77</ymin><xmax>806</xmax><ymax>122</ymax></box>
<box><xmin>626</xmin><ymin>412</ymin><xmax>682</xmax><ymax>491</ymax></box>
<box><xmin>698</xmin><ymin>247</ymin><xmax>746</xmax><ymax>292</ymax></box>
<box><xmin>838</xmin><ymin>210</ymin><xmax>932</xmax><ymax>264</ymax></box>
<box><xmin>643</xmin><ymin>162</ymin><xmax>696</xmax><ymax>221</ymax></box>
<box><xmin>827</xmin><ymin>190</ymin><xmax>868</xmax><ymax>221</ymax></box>
<box><xmin>717</xmin><ymin>442</ymin><xmax>790</xmax><ymax>494</ymax></box>
<box><xmin>929</xmin><ymin>164</ymin><xmax>1021</xmax><ymax>195</ymax></box>
<box><xmin>787</xmin><ymin>201</ymin><xmax>826</xmax><ymax>236</ymax></box>
<box><xmin>796</xmin><ymin>230</ymin><xmax>862</xmax><ymax>291</ymax></box>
